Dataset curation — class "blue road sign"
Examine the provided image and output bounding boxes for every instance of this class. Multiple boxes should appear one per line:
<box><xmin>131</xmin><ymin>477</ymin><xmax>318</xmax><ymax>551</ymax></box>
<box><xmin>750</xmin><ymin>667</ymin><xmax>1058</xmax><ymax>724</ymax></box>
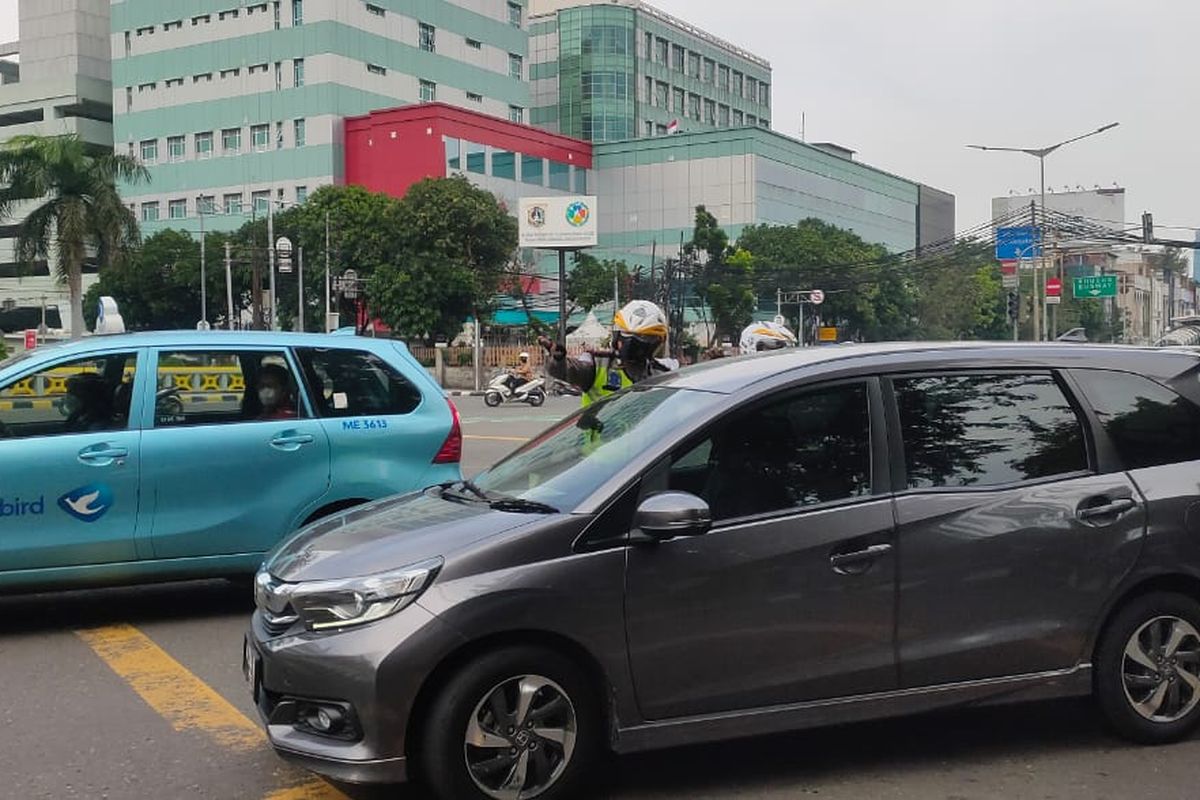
<box><xmin>995</xmin><ymin>226</ymin><xmax>1042</xmax><ymax>261</ymax></box>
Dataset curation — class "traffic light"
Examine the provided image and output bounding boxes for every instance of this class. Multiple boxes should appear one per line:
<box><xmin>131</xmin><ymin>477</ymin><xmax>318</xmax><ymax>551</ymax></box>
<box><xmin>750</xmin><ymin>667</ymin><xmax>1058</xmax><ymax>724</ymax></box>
<box><xmin>1006</xmin><ymin>291</ymin><xmax>1019</xmax><ymax>322</ymax></box>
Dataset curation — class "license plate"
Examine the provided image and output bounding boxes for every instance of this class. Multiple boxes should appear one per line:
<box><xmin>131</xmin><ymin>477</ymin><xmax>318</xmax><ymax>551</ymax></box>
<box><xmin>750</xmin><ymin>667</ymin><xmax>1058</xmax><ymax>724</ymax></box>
<box><xmin>242</xmin><ymin>636</ymin><xmax>260</xmax><ymax>701</ymax></box>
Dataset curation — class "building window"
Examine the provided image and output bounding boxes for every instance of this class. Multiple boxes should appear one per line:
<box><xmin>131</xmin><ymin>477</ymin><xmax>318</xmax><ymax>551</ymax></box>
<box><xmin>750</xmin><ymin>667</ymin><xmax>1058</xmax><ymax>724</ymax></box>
<box><xmin>574</xmin><ymin>167</ymin><xmax>587</xmax><ymax>194</ymax></box>
<box><xmin>492</xmin><ymin>150</ymin><xmax>515</xmax><ymax>180</ymax></box>
<box><xmin>224</xmin><ymin>193</ymin><xmax>243</xmax><ymax>215</ymax></box>
<box><xmin>548</xmin><ymin>161</ymin><xmax>570</xmax><ymax>191</ymax></box>
<box><xmin>220</xmin><ymin>68</ymin><xmax>240</xmax><ymax>79</ymax></box>
<box><xmin>746</xmin><ymin>114</ymin><xmax>757</xmax><ymax>127</ymax></box>
<box><xmin>644</xmin><ymin>76</ymin><xmax>653</xmax><ymax>104</ymax></box>
<box><xmin>367</xmin><ymin>63</ymin><xmax>387</xmax><ymax>75</ymax></box>
<box><xmin>704</xmin><ymin>99</ymin><xmax>716</xmax><ymax>126</ymax></box>
<box><xmin>466</xmin><ymin>38</ymin><xmax>482</xmax><ymax>50</ymax></box>
<box><xmin>165</xmin><ymin>20</ymin><xmax>183</xmax><ymax>32</ymax></box>
<box><xmin>193</xmin><ymin>72</ymin><xmax>212</xmax><ymax>84</ymax></box>
<box><xmin>521</xmin><ymin>154</ymin><xmax>543</xmax><ymax>186</ymax></box>
<box><xmin>642</xmin><ymin>32</ymin><xmax>652</xmax><ymax>59</ymax></box>
<box><xmin>222</xmin><ymin>127</ymin><xmax>241</xmax><ymax>155</ymax></box>
<box><xmin>509</xmin><ymin>53</ymin><xmax>522</xmax><ymax>80</ymax></box>
<box><xmin>655</xmin><ymin>37</ymin><xmax>668</xmax><ymax>64</ymax></box>
<box><xmin>464</xmin><ymin>142</ymin><xmax>486</xmax><ymax>174</ymax></box>
<box><xmin>732</xmin><ymin>109</ymin><xmax>743</xmax><ymax>126</ymax></box>
<box><xmin>275</xmin><ymin>121</ymin><xmax>284</xmax><ymax>149</ymax></box>
<box><xmin>508</xmin><ymin>2</ymin><xmax>522</xmax><ymax>27</ymax></box>
<box><xmin>125</xmin><ymin>86</ymin><xmax>132</xmax><ymax>111</ymax></box>
<box><xmin>672</xmin><ymin>87</ymin><xmax>684</xmax><ymax>113</ymax></box>
<box><xmin>221</xmin><ymin>9</ymin><xmax>240</xmax><ymax>20</ymax></box>
<box><xmin>293</xmin><ymin>58</ymin><xmax>305</xmax><ymax>87</ymax></box>
<box><xmin>168</xmin><ymin>199</ymin><xmax>187</xmax><ymax>219</ymax></box>
<box><xmin>466</xmin><ymin>92</ymin><xmax>483</xmax><ymax>103</ymax></box>
<box><xmin>687</xmin><ymin>52</ymin><xmax>700</xmax><ymax>78</ymax></box>
<box><xmin>274</xmin><ymin>0</ymin><xmax>281</xmax><ymax>29</ymax></box>
<box><xmin>296</xmin><ymin>185</ymin><xmax>308</xmax><ymax>204</ymax></box>
<box><xmin>644</xmin><ymin>120</ymin><xmax>654</xmax><ymax>137</ymax></box>
<box><xmin>248</xmin><ymin>63</ymin><xmax>268</xmax><ymax>75</ymax></box>
<box><xmin>140</xmin><ymin>139</ymin><xmax>158</xmax><ymax>164</ymax></box>
<box><xmin>760</xmin><ymin>83</ymin><xmax>770</xmax><ymax>106</ymax></box>
<box><xmin>445</xmin><ymin>137</ymin><xmax>460</xmax><ymax>170</ymax></box>
<box><xmin>746</xmin><ymin>76</ymin><xmax>757</xmax><ymax>101</ymax></box>
<box><xmin>759</xmin><ymin>117</ymin><xmax>769</xmax><ymax>128</ymax></box>
<box><xmin>195</xmin><ymin>131</ymin><xmax>214</xmax><ymax>158</ymax></box>
<box><xmin>419</xmin><ymin>79</ymin><xmax>436</xmax><ymax>102</ymax></box>
<box><xmin>671</xmin><ymin>44</ymin><xmax>684</xmax><ymax>71</ymax></box>
<box><xmin>688</xmin><ymin>93</ymin><xmax>700</xmax><ymax>121</ymax></box>
<box><xmin>275</xmin><ymin>61</ymin><xmax>282</xmax><ymax>90</ymax></box>
<box><xmin>292</xmin><ymin>0</ymin><xmax>303</xmax><ymax>26</ymax></box>
<box><xmin>141</xmin><ymin>202</ymin><xmax>159</xmax><ymax>222</ymax></box>
<box><xmin>165</xmin><ymin>77</ymin><xmax>184</xmax><ymax>88</ymax></box>
<box><xmin>718</xmin><ymin>65</ymin><xmax>729</xmax><ymax>91</ymax></box>
<box><xmin>508</xmin><ymin>105</ymin><xmax>524</xmax><ymax>123</ymax></box>
<box><xmin>293</xmin><ymin>118</ymin><xmax>306</xmax><ymax>147</ymax></box>
<box><xmin>252</xmin><ymin>191</ymin><xmax>271</xmax><ymax>216</ymax></box>
<box><xmin>138</xmin><ymin>82</ymin><xmax>156</xmax><ymax>93</ymax></box>
<box><xmin>718</xmin><ymin>104</ymin><xmax>730</xmax><ymax>127</ymax></box>
<box><xmin>192</xmin><ymin>14</ymin><xmax>211</xmax><ymax>25</ymax></box>
<box><xmin>136</xmin><ymin>25</ymin><xmax>154</xmax><ymax>36</ymax></box>
<box><xmin>197</xmin><ymin>195</ymin><xmax>215</xmax><ymax>214</ymax></box>
<box><xmin>167</xmin><ymin>135</ymin><xmax>185</xmax><ymax>162</ymax></box>
<box><xmin>419</xmin><ymin>22</ymin><xmax>435</xmax><ymax>52</ymax></box>
<box><xmin>731</xmin><ymin>71</ymin><xmax>742</xmax><ymax>97</ymax></box>
<box><xmin>252</xmin><ymin>124</ymin><xmax>270</xmax><ymax>151</ymax></box>
<box><xmin>366</xmin><ymin>3</ymin><xmax>385</xmax><ymax>17</ymax></box>
<box><xmin>703</xmin><ymin>58</ymin><xmax>715</xmax><ymax>83</ymax></box>
<box><xmin>655</xmin><ymin>81</ymin><xmax>668</xmax><ymax>108</ymax></box>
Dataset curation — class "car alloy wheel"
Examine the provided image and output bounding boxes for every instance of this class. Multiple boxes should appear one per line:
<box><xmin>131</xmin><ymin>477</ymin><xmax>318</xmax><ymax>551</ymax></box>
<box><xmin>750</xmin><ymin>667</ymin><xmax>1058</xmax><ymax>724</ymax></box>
<box><xmin>463</xmin><ymin>674</ymin><xmax>578</xmax><ymax>800</ymax></box>
<box><xmin>1121</xmin><ymin>615</ymin><xmax>1200</xmax><ymax>723</ymax></box>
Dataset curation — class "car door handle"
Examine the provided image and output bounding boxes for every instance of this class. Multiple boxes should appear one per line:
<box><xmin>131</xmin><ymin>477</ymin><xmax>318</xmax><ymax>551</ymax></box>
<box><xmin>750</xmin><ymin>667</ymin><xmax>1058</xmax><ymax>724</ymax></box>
<box><xmin>78</xmin><ymin>447</ymin><xmax>128</xmax><ymax>466</ymax></box>
<box><xmin>1078</xmin><ymin>497</ymin><xmax>1137</xmax><ymax>521</ymax></box>
<box><xmin>270</xmin><ymin>433</ymin><xmax>315</xmax><ymax>449</ymax></box>
<box><xmin>830</xmin><ymin>543</ymin><xmax>893</xmax><ymax>572</ymax></box>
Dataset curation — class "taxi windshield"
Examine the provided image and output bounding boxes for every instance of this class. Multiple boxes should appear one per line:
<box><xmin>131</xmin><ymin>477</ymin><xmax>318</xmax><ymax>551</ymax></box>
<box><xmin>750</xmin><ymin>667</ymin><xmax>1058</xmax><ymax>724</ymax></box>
<box><xmin>473</xmin><ymin>387</ymin><xmax>720</xmax><ymax>511</ymax></box>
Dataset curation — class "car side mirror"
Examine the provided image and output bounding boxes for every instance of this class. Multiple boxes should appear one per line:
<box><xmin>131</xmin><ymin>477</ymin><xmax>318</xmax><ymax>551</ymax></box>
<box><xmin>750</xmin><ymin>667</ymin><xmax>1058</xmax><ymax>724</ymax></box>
<box><xmin>633</xmin><ymin>492</ymin><xmax>712</xmax><ymax>543</ymax></box>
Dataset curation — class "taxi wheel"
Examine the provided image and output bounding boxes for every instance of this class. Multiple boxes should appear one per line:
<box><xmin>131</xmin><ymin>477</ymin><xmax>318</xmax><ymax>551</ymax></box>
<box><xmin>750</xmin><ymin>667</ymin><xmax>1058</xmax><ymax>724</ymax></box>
<box><xmin>420</xmin><ymin>645</ymin><xmax>601</xmax><ymax>800</ymax></box>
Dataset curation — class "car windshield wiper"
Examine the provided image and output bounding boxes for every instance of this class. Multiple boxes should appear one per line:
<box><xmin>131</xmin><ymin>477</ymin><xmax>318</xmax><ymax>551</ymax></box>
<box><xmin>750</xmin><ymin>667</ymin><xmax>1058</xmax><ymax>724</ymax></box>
<box><xmin>487</xmin><ymin>496</ymin><xmax>560</xmax><ymax>515</ymax></box>
<box><xmin>439</xmin><ymin>479</ymin><xmax>491</xmax><ymax>504</ymax></box>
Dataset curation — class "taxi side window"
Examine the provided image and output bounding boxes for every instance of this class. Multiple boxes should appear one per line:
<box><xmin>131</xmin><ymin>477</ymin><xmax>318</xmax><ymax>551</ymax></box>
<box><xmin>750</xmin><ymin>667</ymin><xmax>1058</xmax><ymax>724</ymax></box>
<box><xmin>0</xmin><ymin>352</ymin><xmax>138</xmax><ymax>440</ymax></box>
<box><xmin>294</xmin><ymin>348</ymin><xmax>422</xmax><ymax>418</ymax></box>
<box><xmin>152</xmin><ymin>350</ymin><xmax>305</xmax><ymax>427</ymax></box>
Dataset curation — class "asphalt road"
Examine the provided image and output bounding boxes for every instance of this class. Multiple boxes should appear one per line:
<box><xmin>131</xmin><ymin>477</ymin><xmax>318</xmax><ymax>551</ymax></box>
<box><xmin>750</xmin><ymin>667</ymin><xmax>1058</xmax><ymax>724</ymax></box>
<box><xmin>2</xmin><ymin>395</ymin><xmax>1198</xmax><ymax>800</ymax></box>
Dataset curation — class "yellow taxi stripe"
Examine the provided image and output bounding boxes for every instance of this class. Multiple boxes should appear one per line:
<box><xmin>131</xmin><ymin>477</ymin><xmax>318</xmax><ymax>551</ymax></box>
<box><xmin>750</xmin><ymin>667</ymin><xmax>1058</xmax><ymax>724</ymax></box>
<box><xmin>76</xmin><ymin>624</ymin><xmax>347</xmax><ymax>800</ymax></box>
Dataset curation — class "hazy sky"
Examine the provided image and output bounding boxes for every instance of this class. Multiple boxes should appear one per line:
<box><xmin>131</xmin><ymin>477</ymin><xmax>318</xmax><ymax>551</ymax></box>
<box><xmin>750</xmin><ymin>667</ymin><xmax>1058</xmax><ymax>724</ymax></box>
<box><xmin>0</xmin><ymin>0</ymin><xmax>1195</xmax><ymax>238</ymax></box>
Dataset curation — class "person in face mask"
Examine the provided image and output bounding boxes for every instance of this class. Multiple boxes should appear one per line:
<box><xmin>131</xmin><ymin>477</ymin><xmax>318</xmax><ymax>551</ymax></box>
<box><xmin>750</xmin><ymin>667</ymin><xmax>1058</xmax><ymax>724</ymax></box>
<box><xmin>254</xmin><ymin>364</ymin><xmax>297</xmax><ymax>420</ymax></box>
<box><xmin>539</xmin><ymin>300</ymin><xmax>676</xmax><ymax>407</ymax></box>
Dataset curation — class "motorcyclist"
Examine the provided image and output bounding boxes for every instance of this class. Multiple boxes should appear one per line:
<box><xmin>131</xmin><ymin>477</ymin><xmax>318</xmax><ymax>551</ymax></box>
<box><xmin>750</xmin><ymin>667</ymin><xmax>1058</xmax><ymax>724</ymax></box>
<box><xmin>539</xmin><ymin>300</ymin><xmax>676</xmax><ymax>406</ymax></box>
<box><xmin>739</xmin><ymin>320</ymin><xmax>798</xmax><ymax>355</ymax></box>
<box><xmin>503</xmin><ymin>352</ymin><xmax>535</xmax><ymax>394</ymax></box>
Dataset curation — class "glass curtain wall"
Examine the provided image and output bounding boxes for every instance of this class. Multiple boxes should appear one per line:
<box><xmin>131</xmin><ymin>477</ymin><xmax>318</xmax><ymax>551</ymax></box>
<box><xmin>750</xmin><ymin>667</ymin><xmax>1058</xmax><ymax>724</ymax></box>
<box><xmin>558</xmin><ymin>5</ymin><xmax>636</xmax><ymax>142</ymax></box>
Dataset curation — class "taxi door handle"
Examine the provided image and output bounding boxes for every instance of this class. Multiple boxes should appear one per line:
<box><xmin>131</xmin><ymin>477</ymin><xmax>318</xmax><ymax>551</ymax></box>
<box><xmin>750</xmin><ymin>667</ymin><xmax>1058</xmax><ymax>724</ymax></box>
<box><xmin>78</xmin><ymin>447</ymin><xmax>128</xmax><ymax>466</ymax></box>
<box><xmin>270</xmin><ymin>433</ymin><xmax>315</xmax><ymax>450</ymax></box>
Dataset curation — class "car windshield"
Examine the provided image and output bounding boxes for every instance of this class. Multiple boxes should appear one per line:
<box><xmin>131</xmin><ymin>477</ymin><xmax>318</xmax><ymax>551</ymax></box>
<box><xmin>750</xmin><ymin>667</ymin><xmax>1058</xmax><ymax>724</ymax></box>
<box><xmin>472</xmin><ymin>387</ymin><xmax>720</xmax><ymax>511</ymax></box>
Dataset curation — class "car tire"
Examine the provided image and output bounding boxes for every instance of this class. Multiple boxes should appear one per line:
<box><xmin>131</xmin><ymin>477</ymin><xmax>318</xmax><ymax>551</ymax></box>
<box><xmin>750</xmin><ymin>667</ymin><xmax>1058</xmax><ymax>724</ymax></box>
<box><xmin>1095</xmin><ymin>591</ymin><xmax>1200</xmax><ymax>744</ymax></box>
<box><xmin>484</xmin><ymin>391</ymin><xmax>503</xmax><ymax>408</ymax></box>
<box><xmin>528</xmin><ymin>389</ymin><xmax>546</xmax><ymax>408</ymax></box>
<box><xmin>420</xmin><ymin>645</ymin><xmax>602</xmax><ymax>800</ymax></box>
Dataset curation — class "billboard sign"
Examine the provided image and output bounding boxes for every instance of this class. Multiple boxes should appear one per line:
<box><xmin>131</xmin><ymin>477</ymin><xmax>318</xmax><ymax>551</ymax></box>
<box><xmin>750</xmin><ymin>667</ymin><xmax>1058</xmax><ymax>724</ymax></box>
<box><xmin>518</xmin><ymin>196</ymin><xmax>599</xmax><ymax>249</ymax></box>
<box><xmin>1073</xmin><ymin>275</ymin><xmax>1117</xmax><ymax>298</ymax></box>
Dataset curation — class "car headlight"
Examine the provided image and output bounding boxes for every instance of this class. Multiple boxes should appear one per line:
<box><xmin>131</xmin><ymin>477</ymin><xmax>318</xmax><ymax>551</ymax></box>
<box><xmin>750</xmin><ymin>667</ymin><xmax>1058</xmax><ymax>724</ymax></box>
<box><xmin>277</xmin><ymin>558</ymin><xmax>442</xmax><ymax>632</ymax></box>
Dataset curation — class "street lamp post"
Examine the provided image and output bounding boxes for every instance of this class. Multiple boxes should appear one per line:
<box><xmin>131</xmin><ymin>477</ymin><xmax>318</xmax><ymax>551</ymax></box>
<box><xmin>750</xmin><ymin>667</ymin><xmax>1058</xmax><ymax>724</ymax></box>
<box><xmin>968</xmin><ymin>122</ymin><xmax>1120</xmax><ymax>341</ymax></box>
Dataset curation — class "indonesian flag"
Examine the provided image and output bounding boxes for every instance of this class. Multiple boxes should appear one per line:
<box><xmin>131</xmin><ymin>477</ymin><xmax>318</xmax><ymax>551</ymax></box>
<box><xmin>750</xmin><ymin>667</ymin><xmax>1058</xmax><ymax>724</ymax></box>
<box><xmin>667</xmin><ymin>119</ymin><xmax>679</xmax><ymax>135</ymax></box>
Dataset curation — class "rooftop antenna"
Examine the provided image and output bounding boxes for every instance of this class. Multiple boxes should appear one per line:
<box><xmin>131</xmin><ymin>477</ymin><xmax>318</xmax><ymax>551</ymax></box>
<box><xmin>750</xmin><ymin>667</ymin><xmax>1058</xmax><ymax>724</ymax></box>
<box><xmin>800</xmin><ymin>112</ymin><xmax>806</xmax><ymax>142</ymax></box>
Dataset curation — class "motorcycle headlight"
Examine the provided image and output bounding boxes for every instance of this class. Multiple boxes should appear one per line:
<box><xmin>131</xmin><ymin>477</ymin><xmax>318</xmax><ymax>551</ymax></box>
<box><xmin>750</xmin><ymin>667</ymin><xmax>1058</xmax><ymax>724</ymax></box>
<box><xmin>284</xmin><ymin>558</ymin><xmax>442</xmax><ymax>632</ymax></box>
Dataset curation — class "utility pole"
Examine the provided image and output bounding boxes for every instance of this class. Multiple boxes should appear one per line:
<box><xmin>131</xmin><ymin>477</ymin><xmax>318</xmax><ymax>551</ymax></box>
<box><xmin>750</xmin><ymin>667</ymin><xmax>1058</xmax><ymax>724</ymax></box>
<box><xmin>297</xmin><ymin>246</ymin><xmax>304</xmax><ymax>332</ymax></box>
<box><xmin>251</xmin><ymin>245</ymin><xmax>263</xmax><ymax>330</ymax></box>
<box><xmin>324</xmin><ymin>211</ymin><xmax>332</xmax><ymax>332</ymax></box>
<box><xmin>224</xmin><ymin>242</ymin><xmax>234</xmax><ymax>330</ymax></box>
<box><xmin>199</xmin><ymin>208</ymin><xmax>208</xmax><ymax>328</ymax></box>
<box><xmin>267</xmin><ymin>201</ymin><xmax>277</xmax><ymax>330</ymax></box>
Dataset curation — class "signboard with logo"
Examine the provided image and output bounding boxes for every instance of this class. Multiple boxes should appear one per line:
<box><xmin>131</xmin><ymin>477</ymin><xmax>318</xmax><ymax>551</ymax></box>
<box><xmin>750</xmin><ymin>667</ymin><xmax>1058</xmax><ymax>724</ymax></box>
<box><xmin>818</xmin><ymin>326</ymin><xmax>838</xmax><ymax>342</ymax></box>
<box><xmin>518</xmin><ymin>196</ymin><xmax>599</xmax><ymax>249</ymax></box>
<box><xmin>995</xmin><ymin>226</ymin><xmax>1041</xmax><ymax>261</ymax></box>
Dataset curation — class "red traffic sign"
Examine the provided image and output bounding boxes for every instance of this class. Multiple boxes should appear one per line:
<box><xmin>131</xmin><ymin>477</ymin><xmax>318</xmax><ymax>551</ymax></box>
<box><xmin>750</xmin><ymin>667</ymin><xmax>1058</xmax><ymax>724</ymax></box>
<box><xmin>1045</xmin><ymin>277</ymin><xmax>1062</xmax><ymax>297</ymax></box>
<box><xmin>999</xmin><ymin>260</ymin><xmax>1018</xmax><ymax>276</ymax></box>
<box><xmin>23</xmin><ymin>329</ymin><xmax>36</xmax><ymax>350</ymax></box>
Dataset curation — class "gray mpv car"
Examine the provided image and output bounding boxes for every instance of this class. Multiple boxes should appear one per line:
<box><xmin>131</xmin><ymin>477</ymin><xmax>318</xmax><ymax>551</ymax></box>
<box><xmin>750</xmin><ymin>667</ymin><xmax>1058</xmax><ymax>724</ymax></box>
<box><xmin>247</xmin><ymin>343</ymin><xmax>1200</xmax><ymax>799</ymax></box>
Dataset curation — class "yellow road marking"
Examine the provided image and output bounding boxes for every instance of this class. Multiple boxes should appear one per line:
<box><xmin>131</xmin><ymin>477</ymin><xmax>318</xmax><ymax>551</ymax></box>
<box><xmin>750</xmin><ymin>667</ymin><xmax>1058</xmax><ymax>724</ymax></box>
<box><xmin>76</xmin><ymin>624</ymin><xmax>347</xmax><ymax>800</ymax></box>
<box><xmin>463</xmin><ymin>434</ymin><xmax>531</xmax><ymax>442</ymax></box>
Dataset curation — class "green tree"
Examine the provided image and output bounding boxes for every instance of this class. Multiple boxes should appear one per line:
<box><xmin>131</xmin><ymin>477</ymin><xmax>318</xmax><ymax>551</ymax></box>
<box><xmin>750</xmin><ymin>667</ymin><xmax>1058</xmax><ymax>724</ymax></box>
<box><xmin>911</xmin><ymin>242</ymin><xmax>1008</xmax><ymax>341</ymax></box>
<box><xmin>0</xmin><ymin>134</ymin><xmax>148</xmax><ymax>338</ymax></box>
<box><xmin>83</xmin><ymin>229</ymin><xmax>249</xmax><ymax>330</ymax></box>
<box><xmin>706</xmin><ymin>247</ymin><xmax>757</xmax><ymax>340</ymax></box>
<box><xmin>369</xmin><ymin>176</ymin><xmax>517</xmax><ymax>339</ymax></box>
<box><xmin>567</xmin><ymin>252</ymin><xmax>631</xmax><ymax>314</ymax></box>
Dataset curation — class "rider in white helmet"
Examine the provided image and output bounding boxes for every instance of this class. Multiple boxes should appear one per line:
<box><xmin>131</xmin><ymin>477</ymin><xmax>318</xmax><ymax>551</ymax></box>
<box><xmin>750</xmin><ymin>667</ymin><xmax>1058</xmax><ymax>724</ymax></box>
<box><xmin>540</xmin><ymin>300</ymin><xmax>675</xmax><ymax>406</ymax></box>
<box><xmin>738</xmin><ymin>320</ymin><xmax>798</xmax><ymax>355</ymax></box>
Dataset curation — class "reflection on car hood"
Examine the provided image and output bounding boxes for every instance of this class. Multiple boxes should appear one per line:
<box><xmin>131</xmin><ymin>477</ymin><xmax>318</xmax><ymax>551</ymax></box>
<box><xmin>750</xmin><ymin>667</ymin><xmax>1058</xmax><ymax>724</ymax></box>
<box><xmin>266</xmin><ymin>490</ymin><xmax>538</xmax><ymax>582</ymax></box>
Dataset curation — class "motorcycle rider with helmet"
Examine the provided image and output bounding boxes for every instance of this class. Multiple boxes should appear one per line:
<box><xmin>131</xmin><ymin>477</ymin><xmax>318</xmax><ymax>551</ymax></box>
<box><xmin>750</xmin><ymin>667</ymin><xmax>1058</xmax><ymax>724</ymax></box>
<box><xmin>539</xmin><ymin>300</ymin><xmax>676</xmax><ymax>406</ymax></box>
<box><xmin>738</xmin><ymin>320</ymin><xmax>798</xmax><ymax>355</ymax></box>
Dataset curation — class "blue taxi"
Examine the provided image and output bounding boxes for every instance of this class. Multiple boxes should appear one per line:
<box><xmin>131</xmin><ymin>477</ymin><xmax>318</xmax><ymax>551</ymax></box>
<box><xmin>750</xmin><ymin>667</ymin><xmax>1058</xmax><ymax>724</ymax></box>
<box><xmin>0</xmin><ymin>331</ymin><xmax>462</xmax><ymax>592</ymax></box>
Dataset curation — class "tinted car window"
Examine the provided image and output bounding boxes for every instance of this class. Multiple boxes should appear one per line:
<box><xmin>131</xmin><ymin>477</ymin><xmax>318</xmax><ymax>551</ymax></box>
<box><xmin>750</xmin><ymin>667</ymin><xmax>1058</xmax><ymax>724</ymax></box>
<box><xmin>295</xmin><ymin>348</ymin><xmax>422</xmax><ymax>417</ymax></box>
<box><xmin>154</xmin><ymin>350</ymin><xmax>304</xmax><ymax>427</ymax></box>
<box><xmin>895</xmin><ymin>373</ymin><xmax>1087</xmax><ymax>489</ymax></box>
<box><xmin>669</xmin><ymin>383</ymin><xmax>872</xmax><ymax>521</ymax></box>
<box><xmin>0</xmin><ymin>352</ymin><xmax>137</xmax><ymax>439</ymax></box>
<box><xmin>1071</xmin><ymin>369</ymin><xmax>1200</xmax><ymax>469</ymax></box>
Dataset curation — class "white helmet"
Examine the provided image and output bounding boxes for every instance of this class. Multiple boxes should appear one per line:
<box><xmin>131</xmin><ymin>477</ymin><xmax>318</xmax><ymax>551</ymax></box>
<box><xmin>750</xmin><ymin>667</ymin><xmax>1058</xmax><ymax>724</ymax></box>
<box><xmin>518</xmin><ymin>352</ymin><xmax>529</xmax><ymax>360</ymax></box>
<box><xmin>613</xmin><ymin>300</ymin><xmax>669</xmax><ymax>341</ymax></box>
<box><xmin>739</xmin><ymin>321</ymin><xmax>797</xmax><ymax>355</ymax></box>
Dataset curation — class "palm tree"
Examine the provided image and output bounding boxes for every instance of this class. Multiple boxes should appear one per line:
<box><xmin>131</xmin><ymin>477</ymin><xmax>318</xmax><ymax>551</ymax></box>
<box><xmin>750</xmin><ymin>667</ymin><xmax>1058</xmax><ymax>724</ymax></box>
<box><xmin>0</xmin><ymin>135</ymin><xmax>149</xmax><ymax>339</ymax></box>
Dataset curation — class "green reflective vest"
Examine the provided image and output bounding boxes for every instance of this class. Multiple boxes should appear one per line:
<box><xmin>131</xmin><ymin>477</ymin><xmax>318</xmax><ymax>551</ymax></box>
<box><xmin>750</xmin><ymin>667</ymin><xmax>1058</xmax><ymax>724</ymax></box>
<box><xmin>582</xmin><ymin>360</ymin><xmax>633</xmax><ymax>407</ymax></box>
